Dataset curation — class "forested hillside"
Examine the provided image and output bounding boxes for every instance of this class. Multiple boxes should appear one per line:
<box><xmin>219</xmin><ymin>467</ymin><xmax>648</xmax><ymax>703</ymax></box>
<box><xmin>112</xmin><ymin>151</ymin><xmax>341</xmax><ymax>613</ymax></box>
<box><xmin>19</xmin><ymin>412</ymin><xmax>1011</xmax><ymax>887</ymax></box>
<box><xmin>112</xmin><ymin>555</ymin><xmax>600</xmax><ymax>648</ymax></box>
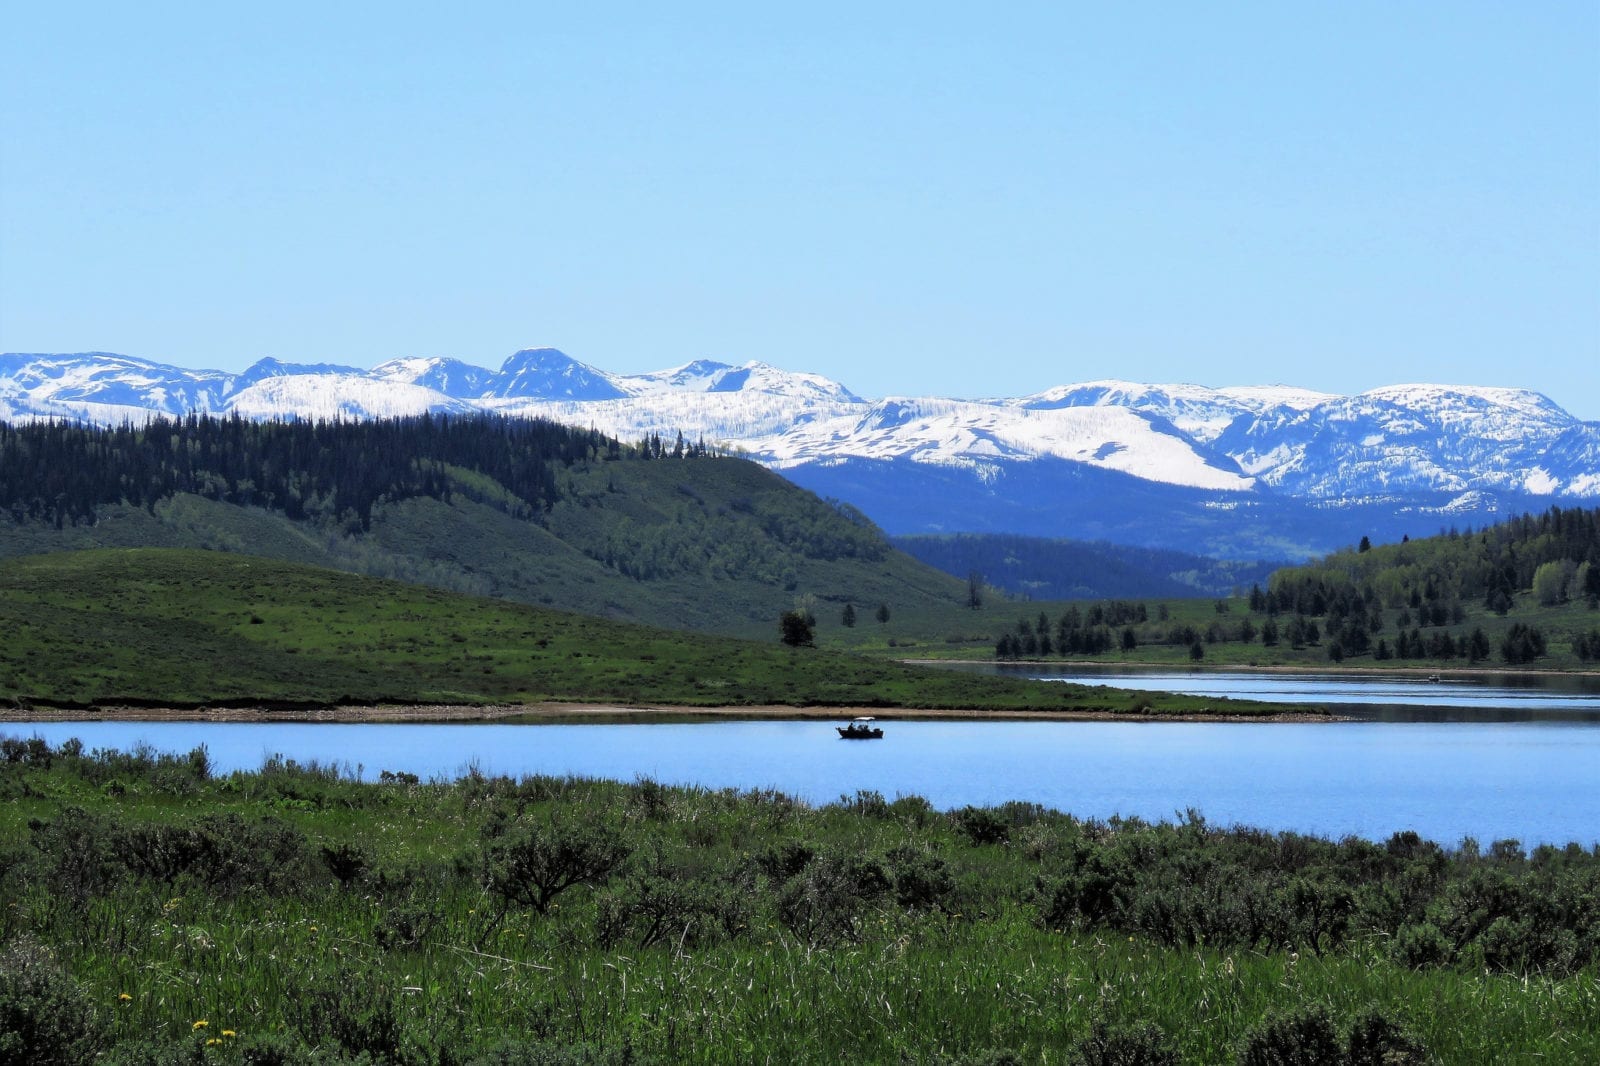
<box><xmin>0</xmin><ymin>416</ymin><xmax>968</xmax><ymax>637</ymax></box>
<box><xmin>893</xmin><ymin>532</ymin><xmax>1283</xmax><ymax>600</ymax></box>
<box><xmin>991</xmin><ymin>507</ymin><xmax>1600</xmax><ymax>670</ymax></box>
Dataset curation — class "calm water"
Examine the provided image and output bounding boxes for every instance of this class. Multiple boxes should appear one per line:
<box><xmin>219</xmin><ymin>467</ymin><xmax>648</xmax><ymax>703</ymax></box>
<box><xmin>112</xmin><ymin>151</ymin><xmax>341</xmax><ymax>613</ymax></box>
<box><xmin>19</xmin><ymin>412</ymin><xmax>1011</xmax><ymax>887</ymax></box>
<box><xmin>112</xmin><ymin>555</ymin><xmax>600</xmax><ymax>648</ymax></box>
<box><xmin>973</xmin><ymin>663</ymin><xmax>1600</xmax><ymax>722</ymax></box>
<box><xmin>10</xmin><ymin>709</ymin><xmax>1600</xmax><ymax>848</ymax></box>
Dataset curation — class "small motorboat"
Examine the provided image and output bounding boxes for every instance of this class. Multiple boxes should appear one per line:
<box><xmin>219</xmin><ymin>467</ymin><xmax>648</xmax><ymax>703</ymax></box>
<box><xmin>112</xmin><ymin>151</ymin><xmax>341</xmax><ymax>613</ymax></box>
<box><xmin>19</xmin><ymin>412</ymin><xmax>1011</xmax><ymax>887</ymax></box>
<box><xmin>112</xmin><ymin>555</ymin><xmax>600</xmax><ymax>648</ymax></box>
<box><xmin>837</xmin><ymin>716</ymin><xmax>884</xmax><ymax>740</ymax></box>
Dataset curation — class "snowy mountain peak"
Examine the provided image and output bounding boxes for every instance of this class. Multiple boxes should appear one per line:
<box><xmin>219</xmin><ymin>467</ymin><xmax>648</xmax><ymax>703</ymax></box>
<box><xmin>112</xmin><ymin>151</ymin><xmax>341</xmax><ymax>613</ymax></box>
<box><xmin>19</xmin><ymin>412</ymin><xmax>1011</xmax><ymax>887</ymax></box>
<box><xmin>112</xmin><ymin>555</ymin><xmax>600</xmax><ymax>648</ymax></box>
<box><xmin>488</xmin><ymin>348</ymin><xmax>626</xmax><ymax>401</ymax></box>
<box><xmin>626</xmin><ymin>359</ymin><xmax>736</xmax><ymax>392</ymax></box>
<box><xmin>234</xmin><ymin>357</ymin><xmax>365</xmax><ymax>385</ymax></box>
<box><xmin>370</xmin><ymin>357</ymin><xmax>497</xmax><ymax>399</ymax></box>
<box><xmin>720</xmin><ymin>361</ymin><xmax>862</xmax><ymax>402</ymax></box>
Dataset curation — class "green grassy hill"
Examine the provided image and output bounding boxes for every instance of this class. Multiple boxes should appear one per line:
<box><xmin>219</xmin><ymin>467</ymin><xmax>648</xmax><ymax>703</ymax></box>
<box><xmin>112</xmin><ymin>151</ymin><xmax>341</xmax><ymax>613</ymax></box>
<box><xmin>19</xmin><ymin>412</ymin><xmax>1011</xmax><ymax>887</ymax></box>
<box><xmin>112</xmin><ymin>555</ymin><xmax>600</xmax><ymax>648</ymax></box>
<box><xmin>0</xmin><ymin>416</ymin><xmax>971</xmax><ymax>639</ymax></box>
<box><xmin>0</xmin><ymin>548</ymin><xmax>1281</xmax><ymax>713</ymax></box>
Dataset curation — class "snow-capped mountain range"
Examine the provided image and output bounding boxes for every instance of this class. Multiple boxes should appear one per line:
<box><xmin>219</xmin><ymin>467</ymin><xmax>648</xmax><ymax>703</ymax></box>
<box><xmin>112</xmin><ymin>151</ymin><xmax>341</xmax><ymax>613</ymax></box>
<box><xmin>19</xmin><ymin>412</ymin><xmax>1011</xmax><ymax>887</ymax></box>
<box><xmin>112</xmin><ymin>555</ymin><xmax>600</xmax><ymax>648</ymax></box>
<box><xmin>3</xmin><ymin>347</ymin><xmax>1596</xmax><ymax>557</ymax></box>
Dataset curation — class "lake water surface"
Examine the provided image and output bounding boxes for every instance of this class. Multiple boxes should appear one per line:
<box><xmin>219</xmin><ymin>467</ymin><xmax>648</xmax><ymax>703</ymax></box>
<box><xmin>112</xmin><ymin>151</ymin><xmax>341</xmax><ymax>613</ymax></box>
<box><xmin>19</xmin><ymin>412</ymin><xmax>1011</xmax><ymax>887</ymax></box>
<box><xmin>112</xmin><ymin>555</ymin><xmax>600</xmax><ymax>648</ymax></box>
<box><xmin>11</xmin><ymin>691</ymin><xmax>1600</xmax><ymax>848</ymax></box>
<box><xmin>975</xmin><ymin>663</ymin><xmax>1600</xmax><ymax>722</ymax></box>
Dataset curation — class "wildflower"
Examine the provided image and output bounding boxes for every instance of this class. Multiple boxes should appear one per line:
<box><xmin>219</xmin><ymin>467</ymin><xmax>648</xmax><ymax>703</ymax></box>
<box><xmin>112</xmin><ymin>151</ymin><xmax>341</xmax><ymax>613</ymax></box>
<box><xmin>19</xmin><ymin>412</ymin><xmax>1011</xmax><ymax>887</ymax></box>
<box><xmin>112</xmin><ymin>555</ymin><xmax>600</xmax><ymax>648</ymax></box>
<box><xmin>117</xmin><ymin>993</ymin><xmax>132</xmax><ymax>1002</ymax></box>
<box><xmin>309</xmin><ymin>926</ymin><xmax>318</xmax><ymax>933</ymax></box>
<box><xmin>206</xmin><ymin>1038</ymin><xmax>221</xmax><ymax>1046</ymax></box>
<box><xmin>222</xmin><ymin>1030</ymin><xmax>237</xmax><ymax>1038</ymax></box>
<box><xmin>193</xmin><ymin>1020</ymin><xmax>209</xmax><ymax>1030</ymax></box>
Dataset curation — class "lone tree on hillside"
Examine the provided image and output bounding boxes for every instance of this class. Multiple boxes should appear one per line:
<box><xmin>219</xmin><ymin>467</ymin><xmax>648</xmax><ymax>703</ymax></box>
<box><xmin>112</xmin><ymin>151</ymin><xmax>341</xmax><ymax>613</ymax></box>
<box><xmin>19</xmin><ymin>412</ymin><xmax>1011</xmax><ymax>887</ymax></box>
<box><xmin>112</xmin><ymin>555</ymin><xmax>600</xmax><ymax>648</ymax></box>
<box><xmin>967</xmin><ymin>570</ymin><xmax>984</xmax><ymax>610</ymax></box>
<box><xmin>841</xmin><ymin>603</ymin><xmax>857</xmax><ymax>627</ymax></box>
<box><xmin>780</xmin><ymin>610</ymin><xmax>816</xmax><ymax>647</ymax></box>
<box><xmin>876</xmin><ymin>603</ymin><xmax>891</xmax><ymax>626</ymax></box>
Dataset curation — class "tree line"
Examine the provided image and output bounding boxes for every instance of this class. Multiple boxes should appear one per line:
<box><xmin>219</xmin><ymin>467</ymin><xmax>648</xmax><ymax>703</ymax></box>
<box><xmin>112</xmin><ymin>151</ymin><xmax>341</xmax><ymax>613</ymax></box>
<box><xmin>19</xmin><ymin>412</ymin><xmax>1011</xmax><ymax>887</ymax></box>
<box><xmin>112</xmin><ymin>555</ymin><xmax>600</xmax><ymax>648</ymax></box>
<box><xmin>0</xmin><ymin>414</ymin><xmax>626</xmax><ymax>532</ymax></box>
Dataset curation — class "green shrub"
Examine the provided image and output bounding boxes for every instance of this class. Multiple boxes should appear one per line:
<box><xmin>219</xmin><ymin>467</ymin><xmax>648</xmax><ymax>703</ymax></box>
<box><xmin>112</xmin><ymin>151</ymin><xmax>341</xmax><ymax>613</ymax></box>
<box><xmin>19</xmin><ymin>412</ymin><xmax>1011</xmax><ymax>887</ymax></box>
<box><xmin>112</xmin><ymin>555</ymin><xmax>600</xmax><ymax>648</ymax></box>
<box><xmin>1071</xmin><ymin>1019</ymin><xmax>1179</xmax><ymax>1065</ymax></box>
<box><xmin>1235</xmin><ymin>1005</ymin><xmax>1342</xmax><ymax>1065</ymax></box>
<box><xmin>594</xmin><ymin>845</ymin><xmax>750</xmax><ymax>950</ymax></box>
<box><xmin>479</xmin><ymin>812</ymin><xmax>631</xmax><ymax>924</ymax></box>
<box><xmin>954</xmin><ymin>806</ymin><xmax>1011</xmax><ymax>846</ymax></box>
<box><xmin>26</xmin><ymin>806</ymin><xmax>119</xmax><ymax>904</ymax></box>
<box><xmin>0</xmin><ymin>935</ymin><xmax>105</xmax><ymax>1066</ymax></box>
<box><xmin>1343</xmin><ymin>1009</ymin><xmax>1428</xmax><ymax>1065</ymax></box>
<box><xmin>887</xmin><ymin>844</ymin><xmax>955</xmax><ymax>911</ymax></box>
<box><xmin>776</xmin><ymin>849</ymin><xmax>890</xmax><ymax>945</ymax></box>
<box><xmin>1392</xmin><ymin>924</ymin><xmax>1451</xmax><ymax>970</ymax></box>
<box><xmin>117</xmin><ymin>813</ymin><xmax>312</xmax><ymax>896</ymax></box>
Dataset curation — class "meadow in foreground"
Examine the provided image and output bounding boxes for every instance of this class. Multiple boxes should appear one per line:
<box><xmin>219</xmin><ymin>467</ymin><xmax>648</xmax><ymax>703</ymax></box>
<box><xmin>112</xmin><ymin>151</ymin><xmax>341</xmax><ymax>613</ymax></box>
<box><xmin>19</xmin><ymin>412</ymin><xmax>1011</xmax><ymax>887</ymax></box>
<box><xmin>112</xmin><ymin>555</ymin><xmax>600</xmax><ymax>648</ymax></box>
<box><xmin>1</xmin><ymin>737</ymin><xmax>1596</xmax><ymax>1064</ymax></box>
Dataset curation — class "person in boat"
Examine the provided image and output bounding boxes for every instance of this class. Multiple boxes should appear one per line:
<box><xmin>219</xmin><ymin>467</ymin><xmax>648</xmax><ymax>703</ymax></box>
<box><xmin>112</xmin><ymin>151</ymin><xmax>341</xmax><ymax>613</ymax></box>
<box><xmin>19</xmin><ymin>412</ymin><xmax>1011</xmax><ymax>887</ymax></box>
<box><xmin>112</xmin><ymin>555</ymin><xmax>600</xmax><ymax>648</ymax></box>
<box><xmin>838</xmin><ymin>716</ymin><xmax>883</xmax><ymax>738</ymax></box>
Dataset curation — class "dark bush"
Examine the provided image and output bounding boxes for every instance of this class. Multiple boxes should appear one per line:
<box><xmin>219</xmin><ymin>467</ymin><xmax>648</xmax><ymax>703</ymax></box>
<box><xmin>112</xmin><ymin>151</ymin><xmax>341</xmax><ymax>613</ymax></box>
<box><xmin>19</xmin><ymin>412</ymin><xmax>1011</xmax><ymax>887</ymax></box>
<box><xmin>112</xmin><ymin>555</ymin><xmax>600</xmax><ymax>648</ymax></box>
<box><xmin>1344</xmin><ymin>1009</ymin><xmax>1428</xmax><ymax>1065</ymax></box>
<box><xmin>756</xmin><ymin>840</ymin><xmax>815</xmax><ymax>882</ymax></box>
<box><xmin>479</xmin><ymin>813</ymin><xmax>631</xmax><ymax>921</ymax></box>
<box><xmin>26</xmin><ymin>806</ymin><xmax>119</xmax><ymax>904</ymax></box>
<box><xmin>1390</xmin><ymin>921</ymin><xmax>1452</xmax><ymax>968</ymax></box>
<box><xmin>0</xmin><ymin>935</ymin><xmax>105</xmax><ymax>1066</ymax></box>
<box><xmin>116</xmin><ymin>813</ymin><xmax>312</xmax><ymax>896</ymax></box>
<box><xmin>887</xmin><ymin>844</ymin><xmax>955</xmax><ymax>911</ymax></box>
<box><xmin>1235</xmin><ymin>1005</ymin><xmax>1341</xmax><ymax>1065</ymax></box>
<box><xmin>594</xmin><ymin>845</ymin><xmax>750</xmax><ymax>950</ymax></box>
<box><xmin>321</xmin><ymin>842</ymin><xmax>371</xmax><ymax>887</ymax></box>
<box><xmin>1071</xmin><ymin>1019</ymin><xmax>1179</xmax><ymax>1065</ymax></box>
<box><xmin>776</xmin><ymin>849</ymin><xmax>890</xmax><ymax>945</ymax></box>
<box><xmin>954</xmin><ymin>806</ymin><xmax>1011</xmax><ymax>846</ymax></box>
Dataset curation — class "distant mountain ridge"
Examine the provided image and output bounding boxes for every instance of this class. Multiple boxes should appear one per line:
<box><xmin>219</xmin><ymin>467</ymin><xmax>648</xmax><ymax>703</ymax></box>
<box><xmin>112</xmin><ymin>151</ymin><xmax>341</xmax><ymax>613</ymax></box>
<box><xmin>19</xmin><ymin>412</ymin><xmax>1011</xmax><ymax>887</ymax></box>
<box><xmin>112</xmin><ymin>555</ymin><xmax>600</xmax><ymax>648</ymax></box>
<box><xmin>3</xmin><ymin>347</ymin><xmax>1596</xmax><ymax>558</ymax></box>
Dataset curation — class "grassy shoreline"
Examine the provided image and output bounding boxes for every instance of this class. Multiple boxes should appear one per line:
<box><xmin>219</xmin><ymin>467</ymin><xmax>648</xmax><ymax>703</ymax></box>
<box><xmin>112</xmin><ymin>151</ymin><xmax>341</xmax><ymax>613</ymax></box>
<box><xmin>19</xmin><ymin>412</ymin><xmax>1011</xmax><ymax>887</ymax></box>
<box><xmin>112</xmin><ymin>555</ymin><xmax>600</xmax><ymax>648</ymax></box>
<box><xmin>0</xmin><ymin>739</ymin><xmax>1594</xmax><ymax>1064</ymax></box>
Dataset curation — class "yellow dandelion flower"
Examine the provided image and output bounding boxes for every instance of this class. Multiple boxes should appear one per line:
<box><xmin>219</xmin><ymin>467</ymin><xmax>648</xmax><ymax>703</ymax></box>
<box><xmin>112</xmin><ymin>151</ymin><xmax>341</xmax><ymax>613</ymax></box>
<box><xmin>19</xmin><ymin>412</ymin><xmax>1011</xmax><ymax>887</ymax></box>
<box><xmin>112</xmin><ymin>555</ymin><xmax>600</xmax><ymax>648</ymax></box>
<box><xmin>309</xmin><ymin>925</ymin><xmax>318</xmax><ymax>932</ymax></box>
<box><xmin>117</xmin><ymin>993</ymin><xmax>132</xmax><ymax>1002</ymax></box>
<box><xmin>192</xmin><ymin>1020</ymin><xmax>208</xmax><ymax>1030</ymax></box>
<box><xmin>206</xmin><ymin>1038</ymin><xmax>221</xmax><ymax>1046</ymax></box>
<box><xmin>222</xmin><ymin>1030</ymin><xmax>237</xmax><ymax>1038</ymax></box>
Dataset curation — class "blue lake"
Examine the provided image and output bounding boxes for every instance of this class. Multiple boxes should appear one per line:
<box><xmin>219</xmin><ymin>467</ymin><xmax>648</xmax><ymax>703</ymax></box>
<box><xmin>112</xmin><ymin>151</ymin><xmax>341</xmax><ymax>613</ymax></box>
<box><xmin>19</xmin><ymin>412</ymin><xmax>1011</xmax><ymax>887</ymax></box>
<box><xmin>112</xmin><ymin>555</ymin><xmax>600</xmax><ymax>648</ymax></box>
<box><xmin>9</xmin><ymin>706</ymin><xmax>1600</xmax><ymax>849</ymax></box>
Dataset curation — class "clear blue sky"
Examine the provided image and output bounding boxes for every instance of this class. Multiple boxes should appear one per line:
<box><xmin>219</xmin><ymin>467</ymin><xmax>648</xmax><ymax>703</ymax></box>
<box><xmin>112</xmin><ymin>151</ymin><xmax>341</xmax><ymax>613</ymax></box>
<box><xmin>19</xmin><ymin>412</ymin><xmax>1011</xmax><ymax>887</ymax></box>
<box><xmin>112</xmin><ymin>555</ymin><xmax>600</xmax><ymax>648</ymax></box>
<box><xmin>3</xmin><ymin>3</ymin><xmax>1597</xmax><ymax>415</ymax></box>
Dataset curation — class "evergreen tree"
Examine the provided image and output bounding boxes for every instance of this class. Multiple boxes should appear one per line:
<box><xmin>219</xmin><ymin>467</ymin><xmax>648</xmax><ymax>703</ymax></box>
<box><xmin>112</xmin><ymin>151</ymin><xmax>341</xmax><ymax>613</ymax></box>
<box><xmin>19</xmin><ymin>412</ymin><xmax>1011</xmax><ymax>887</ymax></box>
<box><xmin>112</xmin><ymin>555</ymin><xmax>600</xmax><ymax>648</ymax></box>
<box><xmin>779</xmin><ymin>610</ymin><xmax>816</xmax><ymax>648</ymax></box>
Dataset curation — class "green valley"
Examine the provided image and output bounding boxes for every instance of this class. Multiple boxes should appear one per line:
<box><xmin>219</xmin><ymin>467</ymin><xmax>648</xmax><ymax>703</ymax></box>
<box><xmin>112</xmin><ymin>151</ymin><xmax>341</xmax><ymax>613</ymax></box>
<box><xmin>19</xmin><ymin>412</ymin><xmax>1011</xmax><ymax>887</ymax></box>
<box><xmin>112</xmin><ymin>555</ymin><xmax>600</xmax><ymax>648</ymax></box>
<box><xmin>0</xmin><ymin>548</ymin><xmax>1279</xmax><ymax>715</ymax></box>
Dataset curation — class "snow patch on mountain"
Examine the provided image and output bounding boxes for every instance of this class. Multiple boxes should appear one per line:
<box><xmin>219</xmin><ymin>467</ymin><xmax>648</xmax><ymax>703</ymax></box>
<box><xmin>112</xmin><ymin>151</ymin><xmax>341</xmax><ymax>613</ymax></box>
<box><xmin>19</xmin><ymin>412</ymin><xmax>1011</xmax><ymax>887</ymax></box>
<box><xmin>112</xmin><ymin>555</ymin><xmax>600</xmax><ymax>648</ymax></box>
<box><xmin>764</xmin><ymin>398</ymin><xmax>1256</xmax><ymax>491</ymax></box>
<box><xmin>226</xmin><ymin>374</ymin><xmax>474</xmax><ymax>421</ymax></box>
